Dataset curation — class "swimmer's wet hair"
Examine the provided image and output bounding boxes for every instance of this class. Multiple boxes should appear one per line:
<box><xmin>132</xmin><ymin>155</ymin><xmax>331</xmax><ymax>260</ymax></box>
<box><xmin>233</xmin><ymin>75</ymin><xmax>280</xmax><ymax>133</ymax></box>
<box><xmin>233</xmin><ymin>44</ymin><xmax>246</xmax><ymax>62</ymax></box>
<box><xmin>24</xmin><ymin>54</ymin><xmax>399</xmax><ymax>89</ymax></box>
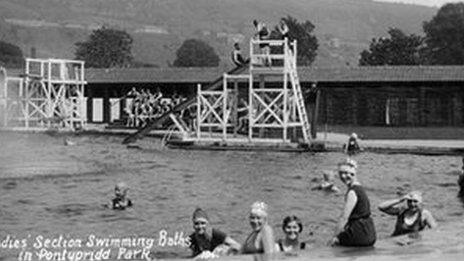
<box><xmin>282</xmin><ymin>215</ymin><xmax>303</xmax><ymax>233</ymax></box>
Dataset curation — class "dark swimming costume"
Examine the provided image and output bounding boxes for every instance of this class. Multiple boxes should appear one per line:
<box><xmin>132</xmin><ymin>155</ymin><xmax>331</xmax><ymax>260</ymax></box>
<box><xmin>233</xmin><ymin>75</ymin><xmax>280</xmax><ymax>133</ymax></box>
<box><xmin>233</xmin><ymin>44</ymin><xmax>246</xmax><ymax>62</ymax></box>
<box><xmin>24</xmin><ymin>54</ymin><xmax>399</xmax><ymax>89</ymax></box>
<box><xmin>277</xmin><ymin>239</ymin><xmax>306</xmax><ymax>252</ymax></box>
<box><xmin>189</xmin><ymin>228</ymin><xmax>227</xmax><ymax>257</ymax></box>
<box><xmin>112</xmin><ymin>198</ymin><xmax>132</xmax><ymax>210</ymax></box>
<box><xmin>337</xmin><ymin>185</ymin><xmax>376</xmax><ymax>247</ymax></box>
<box><xmin>347</xmin><ymin>137</ymin><xmax>360</xmax><ymax>155</ymax></box>
<box><xmin>391</xmin><ymin>209</ymin><xmax>425</xmax><ymax>237</ymax></box>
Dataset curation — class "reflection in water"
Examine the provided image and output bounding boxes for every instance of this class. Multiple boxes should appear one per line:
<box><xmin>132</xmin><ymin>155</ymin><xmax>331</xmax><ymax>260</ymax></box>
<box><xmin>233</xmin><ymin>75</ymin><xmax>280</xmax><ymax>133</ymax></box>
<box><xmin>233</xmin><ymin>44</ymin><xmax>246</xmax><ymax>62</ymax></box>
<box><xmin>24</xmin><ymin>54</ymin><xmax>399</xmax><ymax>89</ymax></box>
<box><xmin>0</xmin><ymin>133</ymin><xmax>463</xmax><ymax>260</ymax></box>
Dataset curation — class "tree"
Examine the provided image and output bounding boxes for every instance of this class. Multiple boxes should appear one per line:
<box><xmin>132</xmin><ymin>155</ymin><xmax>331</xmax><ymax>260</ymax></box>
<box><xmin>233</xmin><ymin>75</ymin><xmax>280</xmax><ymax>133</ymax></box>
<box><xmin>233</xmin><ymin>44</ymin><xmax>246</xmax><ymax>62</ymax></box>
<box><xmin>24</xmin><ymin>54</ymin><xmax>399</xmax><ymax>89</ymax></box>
<box><xmin>172</xmin><ymin>39</ymin><xmax>219</xmax><ymax>67</ymax></box>
<box><xmin>74</xmin><ymin>26</ymin><xmax>133</xmax><ymax>68</ymax></box>
<box><xmin>422</xmin><ymin>3</ymin><xmax>464</xmax><ymax>65</ymax></box>
<box><xmin>359</xmin><ymin>28</ymin><xmax>423</xmax><ymax>66</ymax></box>
<box><xmin>0</xmin><ymin>41</ymin><xmax>24</xmax><ymax>68</ymax></box>
<box><xmin>271</xmin><ymin>16</ymin><xmax>318</xmax><ymax>66</ymax></box>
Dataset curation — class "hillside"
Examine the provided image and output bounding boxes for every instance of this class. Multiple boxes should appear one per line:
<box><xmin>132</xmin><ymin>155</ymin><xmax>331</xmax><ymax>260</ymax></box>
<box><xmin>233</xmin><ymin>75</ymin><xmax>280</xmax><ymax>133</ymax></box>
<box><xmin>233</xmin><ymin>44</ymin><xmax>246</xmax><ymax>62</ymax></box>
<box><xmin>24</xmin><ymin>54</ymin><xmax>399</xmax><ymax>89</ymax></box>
<box><xmin>0</xmin><ymin>0</ymin><xmax>437</xmax><ymax>68</ymax></box>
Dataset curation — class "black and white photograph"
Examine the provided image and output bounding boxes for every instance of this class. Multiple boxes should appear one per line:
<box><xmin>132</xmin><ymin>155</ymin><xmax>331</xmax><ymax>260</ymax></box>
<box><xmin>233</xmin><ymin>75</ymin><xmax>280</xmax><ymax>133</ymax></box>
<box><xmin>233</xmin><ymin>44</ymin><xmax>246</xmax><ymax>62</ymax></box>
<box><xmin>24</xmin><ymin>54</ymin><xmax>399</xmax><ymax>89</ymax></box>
<box><xmin>1</xmin><ymin>0</ymin><xmax>464</xmax><ymax>260</ymax></box>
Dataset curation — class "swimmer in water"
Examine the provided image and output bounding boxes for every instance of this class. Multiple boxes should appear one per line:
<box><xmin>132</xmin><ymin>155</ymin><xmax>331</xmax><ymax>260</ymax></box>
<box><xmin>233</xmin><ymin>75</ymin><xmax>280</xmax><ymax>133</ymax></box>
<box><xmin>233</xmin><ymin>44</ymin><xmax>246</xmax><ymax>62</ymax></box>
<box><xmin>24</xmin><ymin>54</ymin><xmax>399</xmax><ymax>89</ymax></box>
<box><xmin>242</xmin><ymin>201</ymin><xmax>276</xmax><ymax>254</ymax></box>
<box><xmin>110</xmin><ymin>182</ymin><xmax>133</xmax><ymax>210</ymax></box>
<box><xmin>344</xmin><ymin>133</ymin><xmax>361</xmax><ymax>156</ymax></box>
<box><xmin>458</xmin><ymin>157</ymin><xmax>464</xmax><ymax>197</ymax></box>
<box><xmin>275</xmin><ymin>216</ymin><xmax>306</xmax><ymax>252</ymax></box>
<box><xmin>378</xmin><ymin>190</ymin><xmax>437</xmax><ymax>237</ymax></box>
<box><xmin>312</xmin><ymin>171</ymin><xmax>340</xmax><ymax>193</ymax></box>
<box><xmin>330</xmin><ymin>158</ymin><xmax>376</xmax><ymax>247</ymax></box>
<box><xmin>188</xmin><ymin>208</ymin><xmax>240</xmax><ymax>258</ymax></box>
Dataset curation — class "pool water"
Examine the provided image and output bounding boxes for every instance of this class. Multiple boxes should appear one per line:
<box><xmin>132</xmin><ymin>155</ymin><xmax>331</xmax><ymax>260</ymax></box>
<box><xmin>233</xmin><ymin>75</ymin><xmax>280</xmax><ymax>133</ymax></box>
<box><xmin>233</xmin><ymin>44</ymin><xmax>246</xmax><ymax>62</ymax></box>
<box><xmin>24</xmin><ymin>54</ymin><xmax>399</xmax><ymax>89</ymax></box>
<box><xmin>0</xmin><ymin>132</ymin><xmax>462</xmax><ymax>260</ymax></box>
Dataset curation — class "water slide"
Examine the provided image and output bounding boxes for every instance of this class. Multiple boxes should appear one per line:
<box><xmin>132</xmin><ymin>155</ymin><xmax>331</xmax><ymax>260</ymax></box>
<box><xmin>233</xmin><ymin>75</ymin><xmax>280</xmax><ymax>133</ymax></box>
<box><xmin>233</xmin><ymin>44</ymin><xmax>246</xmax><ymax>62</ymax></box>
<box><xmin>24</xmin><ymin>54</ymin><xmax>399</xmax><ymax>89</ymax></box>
<box><xmin>122</xmin><ymin>64</ymin><xmax>249</xmax><ymax>144</ymax></box>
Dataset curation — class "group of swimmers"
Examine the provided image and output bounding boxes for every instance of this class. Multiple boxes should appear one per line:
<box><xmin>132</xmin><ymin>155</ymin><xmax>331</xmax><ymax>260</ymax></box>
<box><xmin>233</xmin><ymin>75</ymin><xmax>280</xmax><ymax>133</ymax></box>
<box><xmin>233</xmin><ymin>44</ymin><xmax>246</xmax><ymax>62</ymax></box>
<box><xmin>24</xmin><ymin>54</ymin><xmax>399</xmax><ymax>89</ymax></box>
<box><xmin>108</xmin><ymin>156</ymin><xmax>440</xmax><ymax>258</ymax></box>
<box><xmin>123</xmin><ymin>88</ymin><xmax>189</xmax><ymax>128</ymax></box>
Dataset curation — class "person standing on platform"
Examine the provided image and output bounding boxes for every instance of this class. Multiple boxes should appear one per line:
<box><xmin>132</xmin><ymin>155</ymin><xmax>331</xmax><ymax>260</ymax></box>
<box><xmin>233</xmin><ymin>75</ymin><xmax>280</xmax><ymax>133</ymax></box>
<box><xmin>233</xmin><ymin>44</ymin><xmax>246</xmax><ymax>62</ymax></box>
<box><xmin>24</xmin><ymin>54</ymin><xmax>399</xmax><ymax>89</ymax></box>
<box><xmin>253</xmin><ymin>20</ymin><xmax>271</xmax><ymax>66</ymax></box>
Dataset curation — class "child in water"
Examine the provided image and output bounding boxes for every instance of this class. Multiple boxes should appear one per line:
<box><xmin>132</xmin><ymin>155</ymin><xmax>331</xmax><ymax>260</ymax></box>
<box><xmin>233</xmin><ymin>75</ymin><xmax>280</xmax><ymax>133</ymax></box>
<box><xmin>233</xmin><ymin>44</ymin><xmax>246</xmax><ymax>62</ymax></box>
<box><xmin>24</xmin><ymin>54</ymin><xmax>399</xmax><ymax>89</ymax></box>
<box><xmin>110</xmin><ymin>182</ymin><xmax>133</xmax><ymax>210</ymax></box>
<box><xmin>312</xmin><ymin>171</ymin><xmax>340</xmax><ymax>193</ymax></box>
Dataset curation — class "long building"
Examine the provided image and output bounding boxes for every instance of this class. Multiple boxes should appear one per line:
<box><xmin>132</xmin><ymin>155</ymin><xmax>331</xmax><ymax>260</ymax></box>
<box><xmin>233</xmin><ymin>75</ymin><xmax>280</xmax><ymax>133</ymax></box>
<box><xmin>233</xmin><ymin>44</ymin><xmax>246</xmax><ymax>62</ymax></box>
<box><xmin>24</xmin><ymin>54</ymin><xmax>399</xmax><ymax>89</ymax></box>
<box><xmin>84</xmin><ymin>66</ymin><xmax>464</xmax><ymax>139</ymax></box>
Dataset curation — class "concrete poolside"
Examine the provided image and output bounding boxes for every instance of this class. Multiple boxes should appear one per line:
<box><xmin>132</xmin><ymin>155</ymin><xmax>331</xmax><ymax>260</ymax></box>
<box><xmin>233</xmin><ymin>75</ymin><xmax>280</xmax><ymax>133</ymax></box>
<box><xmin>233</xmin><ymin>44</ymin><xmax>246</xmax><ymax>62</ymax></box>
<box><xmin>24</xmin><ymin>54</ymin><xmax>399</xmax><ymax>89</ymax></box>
<box><xmin>320</xmin><ymin>132</ymin><xmax>464</xmax><ymax>155</ymax></box>
<box><xmin>2</xmin><ymin>125</ymin><xmax>464</xmax><ymax>154</ymax></box>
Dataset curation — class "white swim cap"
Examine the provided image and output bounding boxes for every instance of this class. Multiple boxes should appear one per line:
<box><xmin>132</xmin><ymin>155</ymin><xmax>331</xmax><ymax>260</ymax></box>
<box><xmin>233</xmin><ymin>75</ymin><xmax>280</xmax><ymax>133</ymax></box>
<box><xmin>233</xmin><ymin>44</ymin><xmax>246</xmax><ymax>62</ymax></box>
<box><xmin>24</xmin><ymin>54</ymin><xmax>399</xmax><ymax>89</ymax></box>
<box><xmin>250</xmin><ymin>201</ymin><xmax>268</xmax><ymax>217</ymax></box>
<box><xmin>338</xmin><ymin>158</ymin><xmax>357</xmax><ymax>174</ymax></box>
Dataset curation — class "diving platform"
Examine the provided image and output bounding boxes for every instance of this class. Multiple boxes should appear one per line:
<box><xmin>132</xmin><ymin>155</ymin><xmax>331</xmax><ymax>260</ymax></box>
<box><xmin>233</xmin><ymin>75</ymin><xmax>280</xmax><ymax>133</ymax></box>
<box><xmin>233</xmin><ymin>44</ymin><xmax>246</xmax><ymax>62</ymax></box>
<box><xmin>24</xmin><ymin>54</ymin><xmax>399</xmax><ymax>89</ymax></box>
<box><xmin>124</xmin><ymin>38</ymin><xmax>314</xmax><ymax>151</ymax></box>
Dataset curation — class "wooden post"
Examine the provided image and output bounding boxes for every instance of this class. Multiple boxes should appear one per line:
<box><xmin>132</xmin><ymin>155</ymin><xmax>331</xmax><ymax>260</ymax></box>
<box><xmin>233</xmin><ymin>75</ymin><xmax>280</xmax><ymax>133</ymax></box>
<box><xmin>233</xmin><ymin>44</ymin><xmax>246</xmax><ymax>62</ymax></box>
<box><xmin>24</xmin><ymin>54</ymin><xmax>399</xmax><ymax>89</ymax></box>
<box><xmin>233</xmin><ymin>80</ymin><xmax>239</xmax><ymax>137</ymax></box>
<box><xmin>454</xmin><ymin>91</ymin><xmax>463</xmax><ymax>126</ymax></box>
<box><xmin>86</xmin><ymin>86</ymin><xmax>93</xmax><ymax>123</ymax></box>
<box><xmin>103</xmin><ymin>86</ymin><xmax>110</xmax><ymax>123</ymax></box>
<box><xmin>311</xmin><ymin>87</ymin><xmax>321</xmax><ymax>139</ymax></box>
<box><xmin>419</xmin><ymin>86</ymin><xmax>426</xmax><ymax>126</ymax></box>
<box><xmin>351</xmin><ymin>89</ymin><xmax>357</xmax><ymax>125</ymax></box>
<box><xmin>259</xmin><ymin>75</ymin><xmax>265</xmax><ymax>138</ymax></box>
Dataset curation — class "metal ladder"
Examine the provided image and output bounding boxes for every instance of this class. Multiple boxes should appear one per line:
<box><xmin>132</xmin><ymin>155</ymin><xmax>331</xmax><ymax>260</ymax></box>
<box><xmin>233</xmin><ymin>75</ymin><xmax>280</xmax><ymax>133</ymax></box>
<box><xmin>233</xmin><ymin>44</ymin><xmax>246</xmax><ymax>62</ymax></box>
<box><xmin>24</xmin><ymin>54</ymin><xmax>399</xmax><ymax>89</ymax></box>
<box><xmin>287</xmin><ymin>51</ymin><xmax>311</xmax><ymax>143</ymax></box>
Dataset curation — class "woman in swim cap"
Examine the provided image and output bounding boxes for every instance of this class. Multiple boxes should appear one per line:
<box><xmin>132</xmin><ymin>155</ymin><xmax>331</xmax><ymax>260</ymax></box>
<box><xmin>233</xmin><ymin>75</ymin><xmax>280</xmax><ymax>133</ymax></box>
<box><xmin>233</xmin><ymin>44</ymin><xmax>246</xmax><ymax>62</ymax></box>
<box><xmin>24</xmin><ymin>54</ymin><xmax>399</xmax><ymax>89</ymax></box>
<box><xmin>330</xmin><ymin>159</ymin><xmax>376</xmax><ymax>247</ymax></box>
<box><xmin>275</xmin><ymin>216</ymin><xmax>306</xmax><ymax>252</ymax></box>
<box><xmin>242</xmin><ymin>201</ymin><xmax>276</xmax><ymax>254</ymax></box>
<box><xmin>188</xmin><ymin>208</ymin><xmax>240</xmax><ymax>257</ymax></box>
<box><xmin>378</xmin><ymin>190</ymin><xmax>437</xmax><ymax>237</ymax></box>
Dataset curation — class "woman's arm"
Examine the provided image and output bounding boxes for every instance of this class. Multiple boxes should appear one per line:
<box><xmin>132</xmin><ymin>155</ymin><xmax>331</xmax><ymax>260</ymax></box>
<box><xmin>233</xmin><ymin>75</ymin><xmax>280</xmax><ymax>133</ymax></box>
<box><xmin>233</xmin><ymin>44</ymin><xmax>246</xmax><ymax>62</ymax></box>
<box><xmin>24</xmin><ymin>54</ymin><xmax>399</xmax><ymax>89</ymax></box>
<box><xmin>422</xmin><ymin>209</ymin><xmax>437</xmax><ymax>229</ymax></box>
<box><xmin>334</xmin><ymin>190</ymin><xmax>357</xmax><ymax>235</ymax></box>
<box><xmin>378</xmin><ymin>197</ymin><xmax>405</xmax><ymax>215</ymax></box>
<box><xmin>261</xmin><ymin>225</ymin><xmax>276</xmax><ymax>254</ymax></box>
<box><xmin>224</xmin><ymin>236</ymin><xmax>241</xmax><ymax>253</ymax></box>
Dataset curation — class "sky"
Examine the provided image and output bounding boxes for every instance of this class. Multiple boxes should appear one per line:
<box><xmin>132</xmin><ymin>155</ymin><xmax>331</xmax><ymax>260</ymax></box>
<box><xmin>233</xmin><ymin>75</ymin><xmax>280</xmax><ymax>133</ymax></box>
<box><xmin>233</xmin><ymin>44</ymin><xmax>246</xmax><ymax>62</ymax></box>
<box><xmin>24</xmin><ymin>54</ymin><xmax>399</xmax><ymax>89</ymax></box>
<box><xmin>375</xmin><ymin>0</ymin><xmax>463</xmax><ymax>7</ymax></box>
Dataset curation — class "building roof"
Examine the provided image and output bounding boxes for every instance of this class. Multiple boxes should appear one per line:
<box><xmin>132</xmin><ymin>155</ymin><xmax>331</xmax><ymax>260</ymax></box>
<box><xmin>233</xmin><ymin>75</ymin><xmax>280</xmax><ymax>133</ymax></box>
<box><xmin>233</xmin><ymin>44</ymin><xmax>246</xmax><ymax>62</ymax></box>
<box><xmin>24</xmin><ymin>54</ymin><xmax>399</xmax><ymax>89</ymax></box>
<box><xmin>8</xmin><ymin>65</ymin><xmax>464</xmax><ymax>83</ymax></box>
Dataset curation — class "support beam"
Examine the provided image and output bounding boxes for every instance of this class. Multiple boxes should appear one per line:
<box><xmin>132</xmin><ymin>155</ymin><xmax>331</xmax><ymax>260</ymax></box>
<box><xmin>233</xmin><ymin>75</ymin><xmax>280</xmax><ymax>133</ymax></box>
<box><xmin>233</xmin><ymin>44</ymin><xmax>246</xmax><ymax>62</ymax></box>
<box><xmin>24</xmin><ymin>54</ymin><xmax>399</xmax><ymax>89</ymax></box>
<box><xmin>103</xmin><ymin>86</ymin><xmax>111</xmax><ymax>123</ymax></box>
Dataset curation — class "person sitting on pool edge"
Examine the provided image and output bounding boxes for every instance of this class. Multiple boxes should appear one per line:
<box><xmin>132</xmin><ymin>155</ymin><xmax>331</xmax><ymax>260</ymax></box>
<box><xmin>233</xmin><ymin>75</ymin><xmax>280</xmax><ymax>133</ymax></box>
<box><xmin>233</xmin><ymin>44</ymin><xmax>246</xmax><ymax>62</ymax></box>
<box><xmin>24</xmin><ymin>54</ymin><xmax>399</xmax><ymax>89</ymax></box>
<box><xmin>378</xmin><ymin>190</ymin><xmax>437</xmax><ymax>237</ymax></box>
<box><xmin>275</xmin><ymin>215</ymin><xmax>306</xmax><ymax>252</ymax></box>
<box><xmin>330</xmin><ymin>158</ymin><xmax>376</xmax><ymax>247</ymax></box>
<box><xmin>188</xmin><ymin>208</ymin><xmax>241</xmax><ymax>258</ymax></box>
<box><xmin>110</xmin><ymin>182</ymin><xmax>133</xmax><ymax>210</ymax></box>
<box><xmin>242</xmin><ymin>201</ymin><xmax>276</xmax><ymax>254</ymax></box>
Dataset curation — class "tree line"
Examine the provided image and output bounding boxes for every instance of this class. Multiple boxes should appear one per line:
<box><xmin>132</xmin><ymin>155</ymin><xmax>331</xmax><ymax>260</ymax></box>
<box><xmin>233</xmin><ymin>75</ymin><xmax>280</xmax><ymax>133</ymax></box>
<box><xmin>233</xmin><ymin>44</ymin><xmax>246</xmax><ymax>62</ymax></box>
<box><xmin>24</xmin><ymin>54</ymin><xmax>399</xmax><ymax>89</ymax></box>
<box><xmin>1</xmin><ymin>3</ymin><xmax>464</xmax><ymax>68</ymax></box>
<box><xmin>360</xmin><ymin>3</ymin><xmax>464</xmax><ymax>66</ymax></box>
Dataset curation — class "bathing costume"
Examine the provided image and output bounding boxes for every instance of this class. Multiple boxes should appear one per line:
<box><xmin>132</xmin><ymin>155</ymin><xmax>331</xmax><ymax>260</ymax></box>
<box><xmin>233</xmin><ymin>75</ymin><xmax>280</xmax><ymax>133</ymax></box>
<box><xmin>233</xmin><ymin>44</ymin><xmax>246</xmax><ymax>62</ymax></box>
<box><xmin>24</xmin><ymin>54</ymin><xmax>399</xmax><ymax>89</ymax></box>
<box><xmin>337</xmin><ymin>185</ymin><xmax>376</xmax><ymax>246</ymax></box>
<box><xmin>346</xmin><ymin>137</ymin><xmax>360</xmax><ymax>155</ymax></box>
<box><xmin>242</xmin><ymin>230</ymin><xmax>263</xmax><ymax>254</ymax></box>
<box><xmin>276</xmin><ymin>239</ymin><xmax>305</xmax><ymax>252</ymax></box>
<box><xmin>112</xmin><ymin>198</ymin><xmax>132</xmax><ymax>210</ymax></box>
<box><xmin>189</xmin><ymin>228</ymin><xmax>227</xmax><ymax>257</ymax></box>
<box><xmin>391</xmin><ymin>208</ymin><xmax>426</xmax><ymax>236</ymax></box>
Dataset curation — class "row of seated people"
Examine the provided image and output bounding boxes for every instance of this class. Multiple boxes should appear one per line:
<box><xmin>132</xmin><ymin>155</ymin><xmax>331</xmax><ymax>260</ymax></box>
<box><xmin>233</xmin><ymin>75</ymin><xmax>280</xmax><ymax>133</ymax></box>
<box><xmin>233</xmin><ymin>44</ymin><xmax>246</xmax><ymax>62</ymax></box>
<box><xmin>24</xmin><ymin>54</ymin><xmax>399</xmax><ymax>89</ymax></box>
<box><xmin>123</xmin><ymin>88</ymin><xmax>189</xmax><ymax>128</ymax></box>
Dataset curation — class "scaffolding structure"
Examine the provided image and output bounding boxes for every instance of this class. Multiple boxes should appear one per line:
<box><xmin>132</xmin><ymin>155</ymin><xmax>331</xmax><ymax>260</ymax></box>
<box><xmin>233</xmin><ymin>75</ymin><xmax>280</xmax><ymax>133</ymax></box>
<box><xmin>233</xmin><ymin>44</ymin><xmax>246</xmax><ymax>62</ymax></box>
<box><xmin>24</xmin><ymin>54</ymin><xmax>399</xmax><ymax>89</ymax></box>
<box><xmin>193</xmin><ymin>38</ymin><xmax>311</xmax><ymax>144</ymax></box>
<box><xmin>1</xmin><ymin>58</ymin><xmax>87</xmax><ymax>130</ymax></box>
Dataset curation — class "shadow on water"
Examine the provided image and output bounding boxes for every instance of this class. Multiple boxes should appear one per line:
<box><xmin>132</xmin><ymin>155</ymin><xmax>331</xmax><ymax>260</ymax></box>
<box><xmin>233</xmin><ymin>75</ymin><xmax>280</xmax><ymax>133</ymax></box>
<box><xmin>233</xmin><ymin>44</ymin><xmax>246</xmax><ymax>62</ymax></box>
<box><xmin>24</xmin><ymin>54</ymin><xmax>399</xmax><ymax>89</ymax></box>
<box><xmin>45</xmin><ymin>203</ymin><xmax>91</xmax><ymax>218</ymax></box>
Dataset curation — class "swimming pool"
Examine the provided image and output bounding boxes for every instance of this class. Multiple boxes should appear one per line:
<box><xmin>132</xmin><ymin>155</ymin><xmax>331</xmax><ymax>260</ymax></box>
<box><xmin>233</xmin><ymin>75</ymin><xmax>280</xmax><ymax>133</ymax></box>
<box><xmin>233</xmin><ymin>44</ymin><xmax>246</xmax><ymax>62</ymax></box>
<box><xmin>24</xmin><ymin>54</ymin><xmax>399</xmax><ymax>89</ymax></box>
<box><xmin>0</xmin><ymin>132</ymin><xmax>462</xmax><ymax>260</ymax></box>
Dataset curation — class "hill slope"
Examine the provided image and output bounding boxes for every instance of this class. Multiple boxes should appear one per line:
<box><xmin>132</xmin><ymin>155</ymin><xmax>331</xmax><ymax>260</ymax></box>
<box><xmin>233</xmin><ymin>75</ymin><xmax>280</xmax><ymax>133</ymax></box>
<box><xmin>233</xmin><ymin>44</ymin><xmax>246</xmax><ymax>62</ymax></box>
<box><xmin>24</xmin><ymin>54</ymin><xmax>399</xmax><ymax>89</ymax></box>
<box><xmin>0</xmin><ymin>0</ymin><xmax>437</xmax><ymax>68</ymax></box>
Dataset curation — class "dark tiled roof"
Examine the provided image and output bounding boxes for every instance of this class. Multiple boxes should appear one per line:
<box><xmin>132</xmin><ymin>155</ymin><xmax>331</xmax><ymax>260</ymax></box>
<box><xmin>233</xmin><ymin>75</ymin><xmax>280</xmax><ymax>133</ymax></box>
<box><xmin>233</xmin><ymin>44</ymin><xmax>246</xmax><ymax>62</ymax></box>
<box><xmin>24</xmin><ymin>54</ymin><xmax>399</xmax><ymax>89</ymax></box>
<box><xmin>302</xmin><ymin>66</ymin><xmax>464</xmax><ymax>82</ymax></box>
<box><xmin>11</xmin><ymin>66</ymin><xmax>464</xmax><ymax>83</ymax></box>
<box><xmin>85</xmin><ymin>67</ymin><xmax>226</xmax><ymax>83</ymax></box>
